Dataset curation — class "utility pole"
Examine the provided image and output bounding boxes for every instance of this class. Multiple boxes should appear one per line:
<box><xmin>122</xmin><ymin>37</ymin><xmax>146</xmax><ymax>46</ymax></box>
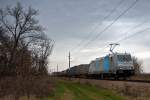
<box><xmin>68</xmin><ymin>51</ymin><xmax>71</xmax><ymax>79</ymax></box>
<box><xmin>57</xmin><ymin>64</ymin><xmax>58</xmax><ymax>72</ymax></box>
<box><xmin>69</xmin><ymin>52</ymin><xmax>71</xmax><ymax>70</ymax></box>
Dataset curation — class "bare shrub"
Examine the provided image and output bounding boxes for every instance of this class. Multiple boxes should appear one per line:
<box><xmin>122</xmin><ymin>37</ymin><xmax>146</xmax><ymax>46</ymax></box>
<box><xmin>0</xmin><ymin>76</ymin><xmax>55</xmax><ymax>99</ymax></box>
<box><xmin>132</xmin><ymin>56</ymin><xmax>143</xmax><ymax>74</ymax></box>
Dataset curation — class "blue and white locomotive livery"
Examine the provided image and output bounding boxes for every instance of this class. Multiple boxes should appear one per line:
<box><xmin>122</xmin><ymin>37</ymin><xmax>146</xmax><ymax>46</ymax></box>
<box><xmin>88</xmin><ymin>52</ymin><xmax>134</xmax><ymax>79</ymax></box>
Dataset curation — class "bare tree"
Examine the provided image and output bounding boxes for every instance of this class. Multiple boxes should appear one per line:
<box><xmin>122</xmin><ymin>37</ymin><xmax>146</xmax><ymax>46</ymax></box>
<box><xmin>0</xmin><ymin>3</ymin><xmax>54</xmax><ymax>76</ymax></box>
<box><xmin>31</xmin><ymin>35</ymin><xmax>55</xmax><ymax>75</ymax></box>
<box><xmin>0</xmin><ymin>3</ymin><xmax>43</xmax><ymax>47</ymax></box>
<box><xmin>0</xmin><ymin>2</ymin><xmax>43</xmax><ymax>67</ymax></box>
<box><xmin>0</xmin><ymin>27</ymin><xmax>13</xmax><ymax>76</ymax></box>
<box><xmin>132</xmin><ymin>57</ymin><xmax>143</xmax><ymax>74</ymax></box>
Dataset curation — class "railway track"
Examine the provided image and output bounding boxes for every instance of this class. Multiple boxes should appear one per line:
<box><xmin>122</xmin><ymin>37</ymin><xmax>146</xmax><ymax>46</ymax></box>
<box><xmin>93</xmin><ymin>78</ymin><xmax>150</xmax><ymax>83</ymax></box>
<box><xmin>101</xmin><ymin>79</ymin><xmax>150</xmax><ymax>84</ymax></box>
<box><xmin>118</xmin><ymin>79</ymin><xmax>150</xmax><ymax>83</ymax></box>
<box><xmin>60</xmin><ymin>77</ymin><xmax>150</xmax><ymax>84</ymax></box>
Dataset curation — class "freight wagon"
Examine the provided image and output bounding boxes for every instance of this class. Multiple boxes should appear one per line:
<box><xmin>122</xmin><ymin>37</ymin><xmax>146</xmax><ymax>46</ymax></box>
<box><xmin>68</xmin><ymin>64</ymin><xmax>89</xmax><ymax>78</ymax></box>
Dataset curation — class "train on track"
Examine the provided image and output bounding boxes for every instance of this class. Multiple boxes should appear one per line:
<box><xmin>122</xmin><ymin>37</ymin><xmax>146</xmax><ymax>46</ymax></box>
<box><xmin>54</xmin><ymin>52</ymin><xmax>135</xmax><ymax>79</ymax></box>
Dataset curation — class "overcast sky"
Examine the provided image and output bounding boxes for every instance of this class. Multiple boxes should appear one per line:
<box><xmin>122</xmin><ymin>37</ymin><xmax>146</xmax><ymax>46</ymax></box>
<box><xmin>1</xmin><ymin>0</ymin><xmax>150</xmax><ymax>73</ymax></box>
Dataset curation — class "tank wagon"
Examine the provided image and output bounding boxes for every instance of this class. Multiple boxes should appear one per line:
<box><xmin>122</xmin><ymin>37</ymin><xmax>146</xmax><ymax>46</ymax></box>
<box><xmin>57</xmin><ymin>52</ymin><xmax>135</xmax><ymax>79</ymax></box>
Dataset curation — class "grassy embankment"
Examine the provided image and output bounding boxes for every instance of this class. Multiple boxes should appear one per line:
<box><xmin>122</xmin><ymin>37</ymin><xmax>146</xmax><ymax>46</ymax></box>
<box><xmin>48</xmin><ymin>79</ymin><xmax>126</xmax><ymax>100</ymax></box>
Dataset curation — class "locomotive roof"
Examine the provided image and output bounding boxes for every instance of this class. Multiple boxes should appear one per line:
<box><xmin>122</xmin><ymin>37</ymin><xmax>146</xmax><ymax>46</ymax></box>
<box><xmin>91</xmin><ymin>52</ymin><xmax>131</xmax><ymax>61</ymax></box>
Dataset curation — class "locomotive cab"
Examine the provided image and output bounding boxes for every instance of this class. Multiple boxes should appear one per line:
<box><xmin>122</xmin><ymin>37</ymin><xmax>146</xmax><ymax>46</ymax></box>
<box><xmin>114</xmin><ymin>53</ymin><xmax>134</xmax><ymax>76</ymax></box>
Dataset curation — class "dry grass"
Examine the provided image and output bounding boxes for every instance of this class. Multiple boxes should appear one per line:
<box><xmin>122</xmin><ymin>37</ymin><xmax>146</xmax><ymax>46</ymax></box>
<box><xmin>130</xmin><ymin>74</ymin><xmax>150</xmax><ymax>81</ymax></box>
<box><xmin>62</xmin><ymin>77</ymin><xmax>150</xmax><ymax>100</ymax></box>
<box><xmin>0</xmin><ymin>76</ymin><xmax>55</xmax><ymax>100</ymax></box>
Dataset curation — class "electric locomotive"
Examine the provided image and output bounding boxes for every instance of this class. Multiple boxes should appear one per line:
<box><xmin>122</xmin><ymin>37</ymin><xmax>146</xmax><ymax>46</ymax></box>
<box><xmin>88</xmin><ymin>52</ymin><xmax>134</xmax><ymax>79</ymax></box>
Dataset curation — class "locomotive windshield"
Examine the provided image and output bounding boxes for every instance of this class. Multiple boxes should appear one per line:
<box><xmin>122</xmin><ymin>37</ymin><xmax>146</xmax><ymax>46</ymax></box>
<box><xmin>117</xmin><ymin>54</ymin><xmax>132</xmax><ymax>62</ymax></box>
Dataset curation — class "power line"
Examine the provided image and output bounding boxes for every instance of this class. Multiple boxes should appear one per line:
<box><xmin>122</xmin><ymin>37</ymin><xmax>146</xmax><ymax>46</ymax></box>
<box><xmin>115</xmin><ymin>20</ymin><xmax>150</xmax><ymax>43</ymax></box>
<box><xmin>71</xmin><ymin>0</ymin><xmax>125</xmax><ymax>53</ymax></box>
<box><xmin>72</xmin><ymin>0</ymin><xmax>139</xmax><ymax>55</ymax></box>
<box><xmin>70</xmin><ymin>0</ymin><xmax>124</xmax><ymax>51</ymax></box>
<box><xmin>98</xmin><ymin>16</ymin><xmax>150</xmax><ymax>54</ymax></box>
<box><xmin>98</xmin><ymin>18</ymin><xmax>150</xmax><ymax>47</ymax></box>
<box><xmin>117</xmin><ymin>26</ymin><xmax>150</xmax><ymax>43</ymax></box>
<box><xmin>81</xmin><ymin>0</ymin><xmax>139</xmax><ymax>50</ymax></box>
<box><xmin>97</xmin><ymin>19</ymin><xmax>150</xmax><ymax>53</ymax></box>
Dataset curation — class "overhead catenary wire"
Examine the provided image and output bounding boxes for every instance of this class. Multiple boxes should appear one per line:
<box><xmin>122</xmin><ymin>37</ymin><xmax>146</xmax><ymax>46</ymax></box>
<box><xmin>70</xmin><ymin>0</ymin><xmax>125</xmax><ymax>51</ymax></box>
<box><xmin>72</xmin><ymin>0</ymin><xmax>139</xmax><ymax>56</ymax></box>
<box><xmin>117</xmin><ymin>26</ymin><xmax>150</xmax><ymax>43</ymax></box>
<box><xmin>99</xmin><ymin>17</ymin><xmax>150</xmax><ymax>55</ymax></box>
<box><xmin>99</xmin><ymin>18</ymin><xmax>150</xmax><ymax>47</ymax></box>
<box><xmin>99</xmin><ymin>20</ymin><xmax>150</xmax><ymax>54</ymax></box>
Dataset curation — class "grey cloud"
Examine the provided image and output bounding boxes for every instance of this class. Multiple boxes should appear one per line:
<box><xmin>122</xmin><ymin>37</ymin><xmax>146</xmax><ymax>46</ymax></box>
<box><xmin>0</xmin><ymin>0</ymin><xmax>150</xmax><ymax>72</ymax></box>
